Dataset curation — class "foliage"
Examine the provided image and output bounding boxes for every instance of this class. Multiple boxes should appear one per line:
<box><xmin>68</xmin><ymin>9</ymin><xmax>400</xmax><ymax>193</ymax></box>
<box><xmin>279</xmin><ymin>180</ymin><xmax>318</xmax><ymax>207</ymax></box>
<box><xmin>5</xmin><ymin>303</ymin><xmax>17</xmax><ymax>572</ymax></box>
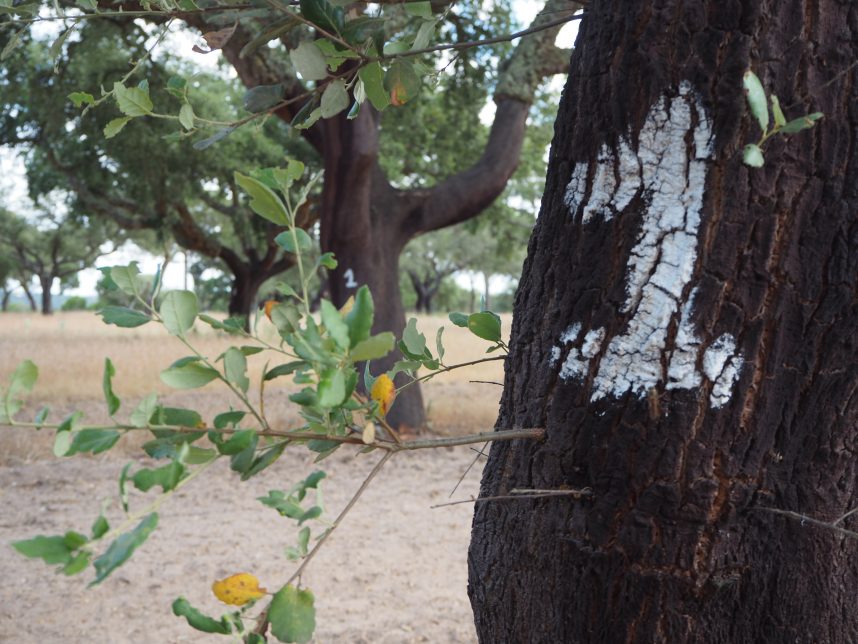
<box><xmin>742</xmin><ymin>70</ymin><xmax>823</xmax><ymax>167</ymax></box>
<box><xmin>2</xmin><ymin>159</ymin><xmax>526</xmax><ymax>642</ymax></box>
<box><xmin>60</xmin><ymin>295</ymin><xmax>89</xmax><ymax>311</ymax></box>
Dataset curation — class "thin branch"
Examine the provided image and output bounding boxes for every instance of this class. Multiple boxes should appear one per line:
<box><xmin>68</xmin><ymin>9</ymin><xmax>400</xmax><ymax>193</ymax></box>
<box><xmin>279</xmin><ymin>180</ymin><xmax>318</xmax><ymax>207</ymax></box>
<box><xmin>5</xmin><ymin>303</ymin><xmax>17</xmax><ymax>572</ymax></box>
<box><xmin>431</xmin><ymin>487</ymin><xmax>593</xmax><ymax>509</ymax></box>
<box><xmin>255</xmin><ymin>451</ymin><xmax>393</xmax><ymax>636</ymax></box>
<box><xmin>390</xmin><ymin>427</ymin><xmax>544</xmax><ymax>451</ymax></box>
<box><xmin>469</xmin><ymin>380</ymin><xmax>503</xmax><ymax>386</ymax></box>
<box><xmin>754</xmin><ymin>507</ymin><xmax>858</xmax><ymax>541</ymax></box>
<box><xmin>370</xmin><ymin>12</ymin><xmax>584</xmax><ymax>61</ymax></box>
<box><xmin>449</xmin><ymin>441</ymin><xmax>487</xmax><ymax>497</ymax></box>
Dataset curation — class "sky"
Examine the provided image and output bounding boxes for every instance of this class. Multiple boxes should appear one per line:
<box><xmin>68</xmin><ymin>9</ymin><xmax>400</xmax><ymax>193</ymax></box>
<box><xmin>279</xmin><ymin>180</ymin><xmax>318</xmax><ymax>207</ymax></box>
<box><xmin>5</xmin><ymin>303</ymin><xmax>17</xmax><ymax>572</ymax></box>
<box><xmin>1</xmin><ymin>2</ymin><xmax>580</xmax><ymax>299</ymax></box>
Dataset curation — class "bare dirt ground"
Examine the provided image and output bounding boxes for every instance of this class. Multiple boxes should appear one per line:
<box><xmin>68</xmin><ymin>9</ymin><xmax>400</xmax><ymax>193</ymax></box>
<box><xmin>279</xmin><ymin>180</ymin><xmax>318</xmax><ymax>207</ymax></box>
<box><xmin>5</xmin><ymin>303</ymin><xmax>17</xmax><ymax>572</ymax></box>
<box><xmin>0</xmin><ymin>312</ymin><xmax>506</xmax><ymax>643</ymax></box>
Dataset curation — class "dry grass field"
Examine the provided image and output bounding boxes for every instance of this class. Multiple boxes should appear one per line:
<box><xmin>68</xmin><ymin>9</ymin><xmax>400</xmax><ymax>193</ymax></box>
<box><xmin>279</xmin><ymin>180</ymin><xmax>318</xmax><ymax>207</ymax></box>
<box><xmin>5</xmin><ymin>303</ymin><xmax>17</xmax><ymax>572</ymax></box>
<box><xmin>0</xmin><ymin>310</ymin><xmax>510</xmax><ymax>643</ymax></box>
<box><xmin>0</xmin><ymin>310</ymin><xmax>508</xmax><ymax>463</ymax></box>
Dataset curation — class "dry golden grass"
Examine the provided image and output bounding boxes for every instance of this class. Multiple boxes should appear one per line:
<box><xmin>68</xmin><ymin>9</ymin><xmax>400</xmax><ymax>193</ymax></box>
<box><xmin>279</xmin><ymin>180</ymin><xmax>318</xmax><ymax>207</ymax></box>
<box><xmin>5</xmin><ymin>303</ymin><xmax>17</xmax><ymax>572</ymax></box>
<box><xmin>0</xmin><ymin>311</ymin><xmax>509</xmax><ymax>462</ymax></box>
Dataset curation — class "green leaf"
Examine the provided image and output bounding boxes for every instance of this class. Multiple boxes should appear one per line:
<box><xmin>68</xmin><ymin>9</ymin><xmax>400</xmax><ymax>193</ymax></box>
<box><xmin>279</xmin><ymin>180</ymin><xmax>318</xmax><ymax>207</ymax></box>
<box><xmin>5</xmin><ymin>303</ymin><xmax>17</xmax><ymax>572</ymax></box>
<box><xmin>239</xmin><ymin>16</ymin><xmax>300</xmax><ymax>59</ymax></box>
<box><xmin>193</xmin><ymin>126</ymin><xmax>236</xmax><ymax>150</ymax></box>
<box><xmin>402</xmin><ymin>317</ymin><xmax>427</xmax><ymax>356</ymax></box>
<box><xmin>109</xmin><ymin>264</ymin><xmax>144</xmax><ymax>296</ymax></box>
<box><xmin>320</xmin><ymin>300</ymin><xmax>349</xmax><ymax>349</ymax></box>
<box><xmin>742</xmin><ymin>143</ymin><xmax>765</xmax><ymax>168</ymax></box>
<box><xmin>119</xmin><ymin>463</ymin><xmax>131</xmax><ymax>513</ymax></box>
<box><xmin>199</xmin><ymin>314</ymin><xmax>245</xmax><ymax>334</ymax></box>
<box><xmin>97</xmin><ymin>306</ymin><xmax>151</xmax><ymax>328</ymax></box>
<box><xmin>131</xmin><ymin>393</ymin><xmax>158</xmax><ymax>428</ymax></box>
<box><xmin>235</xmin><ymin>172</ymin><xmax>290</xmax><ymax>225</ymax></box>
<box><xmin>152</xmin><ymin>406</ymin><xmax>203</xmax><ymax>428</ymax></box>
<box><xmin>467</xmin><ymin>312</ymin><xmax>502</xmax><ymax>342</ymax></box>
<box><xmin>210</xmin><ymin>429</ymin><xmax>256</xmax><ymax>455</ymax></box>
<box><xmin>67</xmin><ymin>429</ymin><xmax>121</xmax><ymax>456</ymax></box>
<box><xmin>229</xmin><ymin>433</ymin><xmax>259</xmax><ymax>475</ymax></box>
<box><xmin>113</xmin><ymin>81</ymin><xmax>153</xmax><ymax>117</ymax></box>
<box><xmin>448</xmin><ymin>312</ymin><xmax>468</xmax><ymax>327</ymax></box>
<box><xmin>742</xmin><ymin>70</ymin><xmax>768</xmax><ymax>132</ymax></box>
<box><xmin>275</xmin><ymin>228</ymin><xmax>314</xmax><ymax>254</ymax></box>
<box><xmin>34</xmin><ymin>406</ymin><xmax>49</xmax><ymax>428</ymax></box>
<box><xmin>341</xmin><ymin>16</ymin><xmax>385</xmax><ymax>47</ymax></box>
<box><xmin>132</xmin><ymin>461</ymin><xmax>186</xmax><ymax>493</ymax></box>
<box><xmin>63</xmin><ymin>551</ymin><xmax>91</xmax><ymax>576</ymax></box>
<box><xmin>223</xmin><ymin>347</ymin><xmax>250</xmax><ymax>393</ymax></box>
<box><xmin>184</xmin><ymin>446</ymin><xmax>218</xmax><ymax>464</ymax></box>
<box><xmin>91</xmin><ymin>515</ymin><xmax>109</xmax><ymax>540</ymax></box>
<box><xmin>345</xmin><ymin>285</ymin><xmax>373</xmax><ymax>347</ymax></box>
<box><xmin>244</xmin><ymin>83</ymin><xmax>285</xmax><ymax>113</ymax></box>
<box><xmin>770</xmin><ymin>94</ymin><xmax>786</xmax><ymax>128</ymax></box>
<box><xmin>102</xmin><ymin>358</ymin><xmax>120</xmax><ymax>416</ymax></box>
<box><xmin>12</xmin><ymin>535</ymin><xmax>74</xmax><ymax>565</ymax></box>
<box><xmin>49</xmin><ymin>27</ymin><xmax>74</xmax><ymax>71</ymax></box>
<box><xmin>290</xmin><ymin>41</ymin><xmax>328</xmax><ymax>81</ymax></box>
<box><xmin>320</xmin><ymin>79</ymin><xmax>349</xmax><ymax>119</ymax></box>
<box><xmin>69</xmin><ymin>92</ymin><xmax>95</xmax><ymax>108</ymax></box>
<box><xmin>384</xmin><ymin>60</ymin><xmax>420</xmax><ymax>105</ymax></box>
<box><xmin>411</xmin><ymin>19</ymin><xmax>435</xmax><ymax>51</ymax></box>
<box><xmin>404</xmin><ymin>0</ymin><xmax>432</xmax><ymax>17</ymax></box>
<box><xmin>269</xmin><ymin>585</ymin><xmax>316</xmax><ymax>643</ymax></box>
<box><xmin>172</xmin><ymin>597</ymin><xmax>231</xmax><ymax>635</ymax></box>
<box><xmin>435</xmin><ymin>326</ymin><xmax>445</xmax><ymax>361</ymax></box>
<box><xmin>160</xmin><ymin>290</ymin><xmax>198</xmax><ymax>336</ymax></box>
<box><xmin>299</xmin><ymin>0</ymin><xmax>344</xmax><ymax>34</ymax></box>
<box><xmin>350</xmin><ymin>332</ymin><xmax>394</xmax><ymax>361</ymax></box>
<box><xmin>1</xmin><ymin>28</ymin><xmax>24</xmax><ymax>61</ymax></box>
<box><xmin>317</xmin><ymin>368</ymin><xmax>347</xmax><ymax>407</ymax></box>
<box><xmin>160</xmin><ymin>363</ymin><xmax>220</xmax><ymax>390</ymax></box>
<box><xmin>53</xmin><ymin>411</ymin><xmax>83</xmax><ymax>457</ymax></box>
<box><xmin>90</xmin><ymin>513</ymin><xmax>159</xmax><ymax>586</ymax></box>
<box><xmin>214</xmin><ymin>410</ymin><xmax>246</xmax><ymax>429</ymax></box>
<box><xmin>780</xmin><ymin>112</ymin><xmax>824</xmax><ymax>133</ymax></box>
<box><xmin>264</xmin><ymin>362</ymin><xmax>306</xmax><ymax>381</ymax></box>
<box><xmin>356</xmin><ymin>62</ymin><xmax>389</xmax><ymax>111</ymax></box>
<box><xmin>318</xmin><ymin>252</ymin><xmax>337</xmax><ymax>269</ymax></box>
<box><xmin>178</xmin><ymin>103</ymin><xmax>195</xmax><ymax>130</ymax></box>
<box><xmin>3</xmin><ymin>359</ymin><xmax>37</xmax><ymax>421</ymax></box>
<box><xmin>241</xmin><ymin>442</ymin><xmax>286</xmax><ymax>481</ymax></box>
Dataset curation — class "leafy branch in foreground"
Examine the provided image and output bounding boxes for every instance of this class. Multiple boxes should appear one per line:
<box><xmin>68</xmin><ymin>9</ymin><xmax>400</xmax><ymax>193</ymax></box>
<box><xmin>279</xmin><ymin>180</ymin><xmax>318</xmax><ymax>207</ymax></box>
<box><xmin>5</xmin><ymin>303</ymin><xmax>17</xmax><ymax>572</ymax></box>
<box><xmin>2</xmin><ymin>158</ymin><xmax>543</xmax><ymax>643</ymax></box>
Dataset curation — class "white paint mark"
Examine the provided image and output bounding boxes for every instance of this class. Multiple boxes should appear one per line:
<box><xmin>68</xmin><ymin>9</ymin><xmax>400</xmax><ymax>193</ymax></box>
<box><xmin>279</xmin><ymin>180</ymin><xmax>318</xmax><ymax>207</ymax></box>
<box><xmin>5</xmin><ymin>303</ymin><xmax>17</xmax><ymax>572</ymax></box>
<box><xmin>563</xmin><ymin>162</ymin><xmax>588</xmax><ymax>217</ymax></box>
<box><xmin>710</xmin><ymin>353</ymin><xmax>744</xmax><ymax>408</ymax></box>
<box><xmin>554</xmin><ymin>82</ymin><xmax>743</xmax><ymax>411</ymax></box>
<box><xmin>343</xmin><ymin>268</ymin><xmax>358</xmax><ymax>288</ymax></box>
<box><xmin>549</xmin><ymin>345</ymin><xmax>561</xmax><ymax>367</ymax></box>
<box><xmin>559</xmin><ymin>323</ymin><xmax>581</xmax><ymax>344</ymax></box>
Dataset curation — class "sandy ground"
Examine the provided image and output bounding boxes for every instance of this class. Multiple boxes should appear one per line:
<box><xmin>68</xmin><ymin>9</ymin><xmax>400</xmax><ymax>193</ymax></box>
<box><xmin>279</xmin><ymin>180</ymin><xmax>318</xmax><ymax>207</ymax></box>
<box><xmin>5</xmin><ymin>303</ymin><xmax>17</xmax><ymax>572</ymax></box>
<box><xmin>0</xmin><ymin>312</ymin><xmax>504</xmax><ymax>642</ymax></box>
<box><xmin>0</xmin><ymin>446</ymin><xmax>485</xmax><ymax>643</ymax></box>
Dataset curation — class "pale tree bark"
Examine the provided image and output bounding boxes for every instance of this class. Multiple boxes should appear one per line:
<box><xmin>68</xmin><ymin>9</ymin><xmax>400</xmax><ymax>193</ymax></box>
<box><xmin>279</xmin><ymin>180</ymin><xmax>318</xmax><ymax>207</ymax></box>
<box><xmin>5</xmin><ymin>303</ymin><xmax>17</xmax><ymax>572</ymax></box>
<box><xmin>200</xmin><ymin>0</ymin><xmax>580</xmax><ymax>429</ymax></box>
<box><xmin>469</xmin><ymin>1</ymin><xmax>858</xmax><ymax>641</ymax></box>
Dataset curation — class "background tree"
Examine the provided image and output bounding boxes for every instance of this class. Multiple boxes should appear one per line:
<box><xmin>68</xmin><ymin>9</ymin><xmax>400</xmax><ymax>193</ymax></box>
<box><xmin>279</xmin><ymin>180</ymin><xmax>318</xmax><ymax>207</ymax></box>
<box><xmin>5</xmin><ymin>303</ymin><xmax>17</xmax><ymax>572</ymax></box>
<box><xmin>0</xmin><ymin>21</ymin><xmax>318</xmax><ymax>321</ymax></box>
<box><xmin>0</xmin><ymin>208</ymin><xmax>116</xmax><ymax>314</ymax></box>
<box><xmin>469</xmin><ymin>2</ymin><xmax>858</xmax><ymax>641</ymax></box>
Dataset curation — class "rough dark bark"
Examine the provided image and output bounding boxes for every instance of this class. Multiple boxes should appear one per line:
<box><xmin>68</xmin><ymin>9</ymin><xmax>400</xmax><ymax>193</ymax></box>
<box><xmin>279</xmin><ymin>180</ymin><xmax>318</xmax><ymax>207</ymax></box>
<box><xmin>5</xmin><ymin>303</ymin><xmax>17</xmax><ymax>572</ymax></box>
<box><xmin>469</xmin><ymin>2</ymin><xmax>858</xmax><ymax>642</ymax></box>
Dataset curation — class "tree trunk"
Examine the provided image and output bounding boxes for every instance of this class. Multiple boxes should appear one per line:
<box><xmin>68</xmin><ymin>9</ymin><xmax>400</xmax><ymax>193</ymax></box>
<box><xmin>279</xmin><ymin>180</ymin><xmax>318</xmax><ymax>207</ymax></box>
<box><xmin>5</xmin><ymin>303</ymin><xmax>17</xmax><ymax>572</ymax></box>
<box><xmin>1</xmin><ymin>289</ymin><xmax>9</xmax><ymax>311</ymax></box>
<box><xmin>319</xmin><ymin>107</ymin><xmax>427</xmax><ymax>431</ymax></box>
<box><xmin>227</xmin><ymin>267</ymin><xmax>265</xmax><ymax>322</ymax></box>
<box><xmin>20</xmin><ymin>281</ymin><xmax>37</xmax><ymax>312</ymax></box>
<box><xmin>469</xmin><ymin>2</ymin><xmax>858</xmax><ymax>642</ymax></box>
<box><xmin>39</xmin><ymin>275</ymin><xmax>53</xmax><ymax>315</ymax></box>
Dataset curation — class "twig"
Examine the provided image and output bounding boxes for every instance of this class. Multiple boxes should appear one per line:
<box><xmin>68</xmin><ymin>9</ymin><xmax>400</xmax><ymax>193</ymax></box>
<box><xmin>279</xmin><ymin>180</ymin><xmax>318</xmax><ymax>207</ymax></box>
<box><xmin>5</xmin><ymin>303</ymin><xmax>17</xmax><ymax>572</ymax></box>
<box><xmin>449</xmin><ymin>442</ymin><xmax>488</xmax><ymax>497</ymax></box>
<box><xmin>370</xmin><ymin>12</ymin><xmax>585</xmax><ymax>61</ymax></box>
<box><xmin>431</xmin><ymin>487</ymin><xmax>593</xmax><ymax>509</ymax></box>
<box><xmin>254</xmin><ymin>451</ymin><xmax>393</xmax><ymax>636</ymax></box>
<box><xmin>754</xmin><ymin>507</ymin><xmax>858</xmax><ymax>540</ymax></box>
<box><xmin>390</xmin><ymin>428</ymin><xmax>544</xmax><ymax>451</ymax></box>
<box><xmin>469</xmin><ymin>380</ymin><xmax>503</xmax><ymax>386</ymax></box>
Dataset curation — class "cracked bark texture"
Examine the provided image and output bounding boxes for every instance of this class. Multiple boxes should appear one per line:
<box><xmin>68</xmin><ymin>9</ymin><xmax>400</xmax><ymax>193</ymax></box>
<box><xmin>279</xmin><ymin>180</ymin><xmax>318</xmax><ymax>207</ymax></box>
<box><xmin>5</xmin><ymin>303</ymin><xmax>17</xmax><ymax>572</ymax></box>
<box><xmin>468</xmin><ymin>1</ymin><xmax>858</xmax><ymax>642</ymax></box>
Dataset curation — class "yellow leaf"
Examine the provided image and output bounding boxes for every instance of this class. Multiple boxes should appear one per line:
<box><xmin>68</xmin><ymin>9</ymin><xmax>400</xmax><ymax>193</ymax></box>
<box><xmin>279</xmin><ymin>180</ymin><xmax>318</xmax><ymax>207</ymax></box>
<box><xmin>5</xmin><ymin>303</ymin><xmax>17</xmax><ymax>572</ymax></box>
<box><xmin>212</xmin><ymin>573</ymin><xmax>267</xmax><ymax>606</ymax></box>
<box><xmin>370</xmin><ymin>374</ymin><xmax>396</xmax><ymax>417</ymax></box>
<box><xmin>338</xmin><ymin>295</ymin><xmax>354</xmax><ymax>316</ymax></box>
<box><xmin>390</xmin><ymin>83</ymin><xmax>406</xmax><ymax>107</ymax></box>
<box><xmin>263</xmin><ymin>300</ymin><xmax>277</xmax><ymax>321</ymax></box>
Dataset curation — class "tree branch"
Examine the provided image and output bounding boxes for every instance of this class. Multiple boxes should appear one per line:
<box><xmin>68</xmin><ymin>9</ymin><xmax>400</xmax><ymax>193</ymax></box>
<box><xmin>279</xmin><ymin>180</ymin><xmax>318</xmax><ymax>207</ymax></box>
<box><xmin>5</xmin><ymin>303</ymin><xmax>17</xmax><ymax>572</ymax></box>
<box><xmin>398</xmin><ymin>0</ymin><xmax>581</xmax><ymax>237</ymax></box>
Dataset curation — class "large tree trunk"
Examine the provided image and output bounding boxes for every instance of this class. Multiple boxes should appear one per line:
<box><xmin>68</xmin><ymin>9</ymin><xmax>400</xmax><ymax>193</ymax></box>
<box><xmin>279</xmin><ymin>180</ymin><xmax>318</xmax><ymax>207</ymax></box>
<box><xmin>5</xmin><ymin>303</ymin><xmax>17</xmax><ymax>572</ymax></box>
<box><xmin>468</xmin><ymin>2</ymin><xmax>858</xmax><ymax>642</ymax></box>
<box><xmin>227</xmin><ymin>267</ymin><xmax>265</xmax><ymax>322</ymax></box>
<box><xmin>20</xmin><ymin>281</ymin><xmax>37</xmax><ymax>312</ymax></box>
<box><xmin>38</xmin><ymin>275</ymin><xmax>53</xmax><ymax>315</ymax></box>
<box><xmin>320</xmin><ymin>107</ymin><xmax>426</xmax><ymax>431</ymax></box>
